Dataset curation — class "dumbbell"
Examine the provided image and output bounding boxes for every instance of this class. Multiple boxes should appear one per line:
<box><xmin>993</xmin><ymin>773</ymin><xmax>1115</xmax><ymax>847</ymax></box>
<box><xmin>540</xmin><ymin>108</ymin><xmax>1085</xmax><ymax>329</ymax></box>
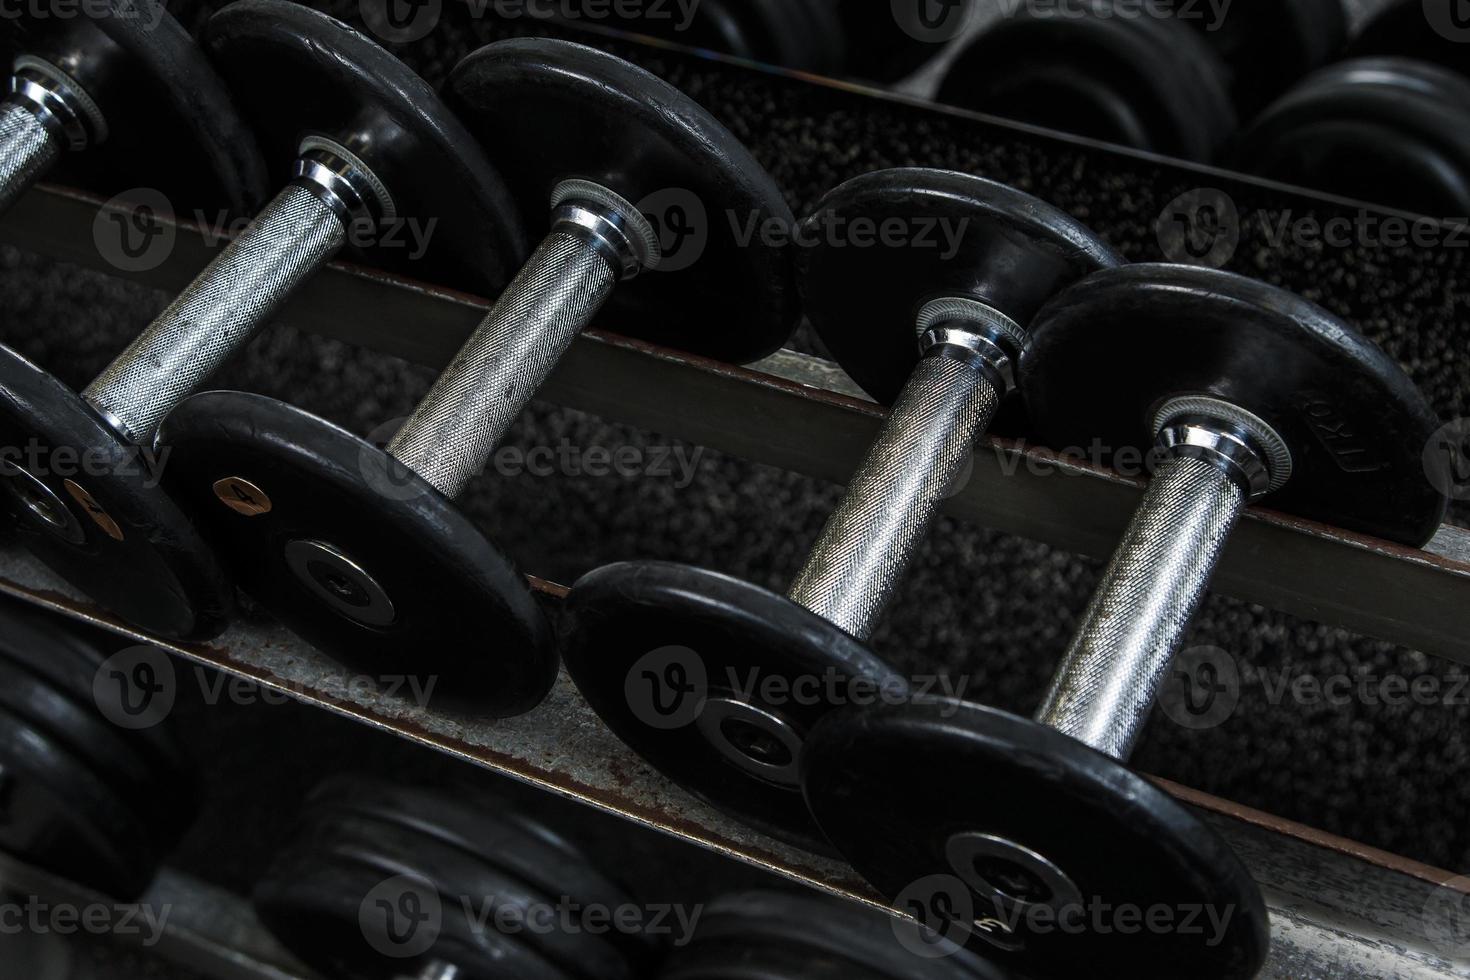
<box><xmin>1351</xmin><ymin>0</ymin><xmax>1469</xmax><ymax>80</ymax></box>
<box><xmin>0</xmin><ymin>597</ymin><xmax>196</xmax><ymax>899</ymax></box>
<box><xmin>1164</xmin><ymin>0</ymin><xmax>1347</xmax><ymax>117</ymax></box>
<box><xmin>0</xmin><ymin>0</ymin><xmax>524</xmax><ymax>640</ymax></box>
<box><xmin>157</xmin><ymin>37</ymin><xmax>796</xmax><ymax>717</ymax></box>
<box><xmin>0</xmin><ymin>0</ymin><xmax>264</xmax><ymax>217</ymax></box>
<box><xmin>1232</xmin><ymin>57</ymin><xmax>1470</xmax><ymax>215</ymax></box>
<box><xmin>802</xmin><ymin>263</ymin><xmax>1447</xmax><ymax>979</ymax></box>
<box><xmin>520</xmin><ymin>0</ymin><xmax>846</xmax><ymax>75</ymax></box>
<box><xmin>255</xmin><ymin>776</ymin><xmax>658</xmax><ymax>980</ymax></box>
<box><xmin>658</xmin><ymin>889</ymin><xmax>1008</xmax><ymax>979</ymax></box>
<box><xmin>562</xmin><ymin>168</ymin><xmax>1118</xmax><ymax>852</ymax></box>
<box><xmin>935</xmin><ymin>0</ymin><xmax>1236</xmax><ymax>161</ymax></box>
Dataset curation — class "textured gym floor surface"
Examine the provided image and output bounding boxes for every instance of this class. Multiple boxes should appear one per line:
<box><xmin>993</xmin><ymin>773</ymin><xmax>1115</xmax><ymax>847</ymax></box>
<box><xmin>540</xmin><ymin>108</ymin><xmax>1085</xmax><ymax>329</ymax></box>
<box><xmin>2</xmin><ymin>0</ymin><xmax>1467</xmax><ymax>943</ymax></box>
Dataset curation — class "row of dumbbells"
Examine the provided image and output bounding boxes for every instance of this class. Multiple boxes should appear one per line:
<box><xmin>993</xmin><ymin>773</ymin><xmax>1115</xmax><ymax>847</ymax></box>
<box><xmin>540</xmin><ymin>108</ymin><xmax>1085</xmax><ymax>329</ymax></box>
<box><xmin>0</xmin><ymin>2</ymin><xmax>1449</xmax><ymax>978</ymax></box>
<box><xmin>0</xmin><ymin>598</ymin><xmax>1004</xmax><ymax>979</ymax></box>
<box><xmin>587</xmin><ymin>0</ymin><xmax>1470</xmax><ymax>214</ymax></box>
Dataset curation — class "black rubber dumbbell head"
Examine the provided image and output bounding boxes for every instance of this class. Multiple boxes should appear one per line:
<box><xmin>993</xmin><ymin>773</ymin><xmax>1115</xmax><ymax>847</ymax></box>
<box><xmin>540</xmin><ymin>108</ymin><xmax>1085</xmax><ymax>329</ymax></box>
<box><xmin>447</xmin><ymin>36</ymin><xmax>799</xmax><ymax>363</ymax></box>
<box><xmin>206</xmin><ymin>0</ymin><xmax>527</xmax><ymax>293</ymax></box>
<box><xmin>0</xmin><ymin>345</ymin><xmax>234</xmax><ymax>639</ymax></box>
<box><xmin>802</xmin><ymin>698</ymin><xmax>1270</xmax><ymax>980</ymax></box>
<box><xmin>0</xmin><ymin>0</ymin><xmax>268</xmax><ymax>214</ymax></box>
<box><xmin>157</xmin><ymin>392</ymin><xmax>557</xmax><ymax>718</ymax></box>
<box><xmin>1019</xmin><ymin>263</ymin><xmax>1447</xmax><ymax>546</ymax></box>
<box><xmin>936</xmin><ymin>0</ymin><xmax>1236</xmax><ymax>161</ymax></box>
<box><xmin>1232</xmin><ymin>57</ymin><xmax>1470</xmax><ymax>215</ymax></box>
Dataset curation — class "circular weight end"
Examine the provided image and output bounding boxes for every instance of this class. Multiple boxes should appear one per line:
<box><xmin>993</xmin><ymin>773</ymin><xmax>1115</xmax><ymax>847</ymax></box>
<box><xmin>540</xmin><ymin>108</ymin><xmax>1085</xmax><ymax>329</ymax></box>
<box><xmin>0</xmin><ymin>600</ymin><xmax>195</xmax><ymax>898</ymax></box>
<box><xmin>662</xmin><ymin>889</ymin><xmax>1012</xmax><ymax>979</ymax></box>
<box><xmin>936</xmin><ymin>2</ymin><xmax>1236</xmax><ymax>161</ymax></box>
<box><xmin>0</xmin><ymin>345</ymin><xmax>233</xmax><ymax>639</ymax></box>
<box><xmin>256</xmin><ymin>777</ymin><xmax>642</xmax><ymax>980</ymax></box>
<box><xmin>1350</xmin><ymin>0</ymin><xmax>1470</xmax><ymax>78</ymax></box>
<box><xmin>563</xmin><ymin>560</ymin><xmax>907</xmax><ymax>853</ymax></box>
<box><xmin>448</xmin><ymin>37</ymin><xmax>799</xmax><ymax>363</ymax></box>
<box><xmin>205</xmin><ymin>0</ymin><xmax>526</xmax><ymax>295</ymax></box>
<box><xmin>156</xmin><ymin>391</ymin><xmax>557</xmax><ymax>718</ymax></box>
<box><xmin>798</xmin><ymin>168</ymin><xmax>1121</xmax><ymax>406</ymax></box>
<box><xmin>1232</xmin><ymin>57</ymin><xmax>1470</xmax><ymax>215</ymax></box>
<box><xmin>1020</xmin><ymin>264</ymin><xmax>1447</xmax><ymax>545</ymax></box>
<box><xmin>0</xmin><ymin>0</ymin><xmax>269</xmax><ymax>215</ymax></box>
<box><xmin>802</xmin><ymin>699</ymin><xmax>1270</xmax><ymax>980</ymax></box>
<box><xmin>1183</xmin><ymin>0</ymin><xmax>1347</xmax><ymax>116</ymax></box>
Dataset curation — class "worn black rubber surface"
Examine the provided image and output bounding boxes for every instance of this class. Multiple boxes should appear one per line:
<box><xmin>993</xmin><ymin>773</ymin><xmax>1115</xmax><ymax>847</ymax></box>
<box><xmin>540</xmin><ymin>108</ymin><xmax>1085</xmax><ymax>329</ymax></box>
<box><xmin>1021</xmin><ymin>263</ymin><xmax>1447</xmax><ymax>547</ymax></box>
<box><xmin>157</xmin><ymin>390</ymin><xmax>557</xmax><ymax>718</ymax></box>
<box><xmin>1232</xmin><ymin>57</ymin><xmax>1470</xmax><ymax>216</ymax></box>
<box><xmin>564</xmin><ymin>560</ymin><xmax>906</xmax><ymax>853</ymax></box>
<box><xmin>0</xmin><ymin>0</ymin><xmax>268</xmax><ymax>216</ymax></box>
<box><xmin>798</xmin><ymin>167</ymin><xmax>1121</xmax><ymax>407</ymax></box>
<box><xmin>447</xmin><ymin>37</ymin><xmax>798</xmax><ymax>364</ymax></box>
<box><xmin>937</xmin><ymin>0</ymin><xmax>1237</xmax><ymax>161</ymax></box>
<box><xmin>0</xmin><ymin>344</ymin><xmax>234</xmax><ymax>639</ymax></box>
<box><xmin>803</xmin><ymin>698</ymin><xmax>1270</xmax><ymax>980</ymax></box>
<box><xmin>205</xmin><ymin>0</ymin><xmax>526</xmax><ymax>295</ymax></box>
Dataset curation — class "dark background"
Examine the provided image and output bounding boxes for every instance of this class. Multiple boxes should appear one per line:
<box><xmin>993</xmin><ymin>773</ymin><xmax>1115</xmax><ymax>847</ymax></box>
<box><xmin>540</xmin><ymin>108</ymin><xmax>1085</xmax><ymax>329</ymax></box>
<box><xmin>1</xmin><ymin>0</ymin><xmax>1467</xmax><ymax>974</ymax></box>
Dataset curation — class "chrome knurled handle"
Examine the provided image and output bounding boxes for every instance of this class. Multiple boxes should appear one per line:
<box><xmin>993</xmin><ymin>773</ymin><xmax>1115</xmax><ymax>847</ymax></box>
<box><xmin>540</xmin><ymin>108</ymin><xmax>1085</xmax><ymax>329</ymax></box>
<box><xmin>0</xmin><ymin>99</ymin><xmax>61</xmax><ymax>215</ymax></box>
<box><xmin>787</xmin><ymin>342</ymin><xmax>1003</xmax><ymax>640</ymax></box>
<box><xmin>82</xmin><ymin>182</ymin><xmax>346</xmax><ymax>444</ymax></box>
<box><xmin>385</xmin><ymin>227</ymin><xmax>619</xmax><ymax>499</ymax></box>
<box><xmin>1036</xmin><ymin>453</ymin><xmax>1246</xmax><ymax>760</ymax></box>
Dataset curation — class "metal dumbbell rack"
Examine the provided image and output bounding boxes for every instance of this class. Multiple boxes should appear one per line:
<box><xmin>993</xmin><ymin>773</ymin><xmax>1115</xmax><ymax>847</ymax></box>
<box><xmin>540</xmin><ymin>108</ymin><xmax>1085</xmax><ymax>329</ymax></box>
<box><xmin>1</xmin><ymin>39</ymin><xmax>1468</xmax><ymax>980</ymax></box>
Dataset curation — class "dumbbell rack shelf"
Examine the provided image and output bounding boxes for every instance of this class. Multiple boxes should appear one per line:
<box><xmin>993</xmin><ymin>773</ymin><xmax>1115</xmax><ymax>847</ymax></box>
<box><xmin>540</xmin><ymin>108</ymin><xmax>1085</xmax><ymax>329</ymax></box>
<box><xmin>2</xmin><ymin>184</ymin><xmax>1470</xmax><ymax>978</ymax></box>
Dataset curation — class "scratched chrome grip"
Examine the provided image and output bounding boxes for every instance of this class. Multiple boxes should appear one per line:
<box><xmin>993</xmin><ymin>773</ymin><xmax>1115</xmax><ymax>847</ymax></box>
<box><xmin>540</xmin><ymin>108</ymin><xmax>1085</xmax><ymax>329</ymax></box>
<box><xmin>386</xmin><ymin>230</ymin><xmax>617</xmax><ymax>500</ymax></box>
<box><xmin>82</xmin><ymin>183</ymin><xmax>345</xmax><ymax>444</ymax></box>
<box><xmin>1036</xmin><ymin>455</ymin><xmax>1246</xmax><ymax>760</ymax></box>
<box><xmin>0</xmin><ymin>100</ymin><xmax>61</xmax><ymax>215</ymax></box>
<box><xmin>787</xmin><ymin>347</ymin><xmax>1002</xmax><ymax>640</ymax></box>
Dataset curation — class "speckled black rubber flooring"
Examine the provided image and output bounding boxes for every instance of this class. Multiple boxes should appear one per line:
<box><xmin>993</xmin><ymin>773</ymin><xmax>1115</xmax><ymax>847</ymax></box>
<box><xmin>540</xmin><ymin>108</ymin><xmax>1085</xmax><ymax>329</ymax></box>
<box><xmin>2</xmin><ymin>0</ymin><xmax>1468</xmax><ymax>925</ymax></box>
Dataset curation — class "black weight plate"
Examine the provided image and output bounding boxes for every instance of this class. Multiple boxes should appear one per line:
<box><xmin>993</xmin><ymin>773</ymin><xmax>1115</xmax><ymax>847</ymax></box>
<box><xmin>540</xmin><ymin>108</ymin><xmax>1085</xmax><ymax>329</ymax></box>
<box><xmin>291</xmin><ymin>811</ymin><xmax>635</xmax><ymax>980</ymax></box>
<box><xmin>563</xmin><ymin>561</ymin><xmax>907</xmax><ymax>854</ymax></box>
<box><xmin>1019</xmin><ymin>263</ymin><xmax>1448</xmax><ymax>546</ymax></box>
<box><xmin>0</xmin><ymin>663</ymin><xmax>179</xmax><ymax>850</ymax></box>
<box><xmin>205</xmin><ymin>0</ymin><xmax>526</xmax><ymax>295</ymax></box>
<box><xmin>936</xmin><ymin>0</ymin><xmax>1236</xmax><ymax>161</ymax></box>
<box><xmin>447</xmin><ymin>37</ymin><xmax>798</xmax><ymax>364</ymax></box>
<box><xmin>670</xmin><ymin>890</ymin><xmax>1010</xmax><ymax>979</ymax></box>
<box><xmin>255</xmin><ymin>845</ymin><xmax>576</xmax><ymax>980</ymax></box>
<box><xmin>1232</xmin><ymin>57</ymin><xmax>1470</xmax><ymax>215</ymax></box>
<box><xmin>0</xmin><ymin>598</ymin><xmax>192</xmax><ymax>784</ymax></box>
<box><xmin>0</xmin><ymin>0</ymin><xmax>268</xmax><ymax>217</ymax></box>
<box><xmin>0</xmin><ymin>344</ymin><xmax>233</xmax><ymax>640</ymax></box>
<box><xmin>0</xmin><ymin>711</ymin><xmax>160</xmax><ymax>898</ymax></box>
<box><xmin>304</xmin><ymin>777</ymin><xmax>653</xmax><ymax>948</ymax></box>
<box><xmin>802</xmin><ymin>699</ymin><xmax>1270</xmax><ymax>980</ymax></box>
<box><xmin>1351</xmin><ymin>0</ymin><xmax>1470</xmax><ymax>78</ymax></box>
<box><xmin>1176</xmin><ymin>0</ymin><xmax>1347</xmax><ymax>115</ymax></box>
<box><xmin>798</xmin><ymin>168</ymin><xmax>1121</xmax><ymax>407</ymax></box>
<box><xmin>157</xmin><ymin>391</ymin><xmax>557</xmax><ymax>718</ymax></box>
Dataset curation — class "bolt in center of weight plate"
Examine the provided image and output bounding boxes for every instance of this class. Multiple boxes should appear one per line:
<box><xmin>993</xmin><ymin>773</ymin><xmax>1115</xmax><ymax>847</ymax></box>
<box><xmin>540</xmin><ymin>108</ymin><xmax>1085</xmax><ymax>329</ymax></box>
<box><xmin>696</xmin><ymin>697</ymin><xmax>805</xmax><ymax>788</ymax></box>
<box><xmin>284</xmin><ymin>539</ymin><xmax>396</xmax><ymax>628</ymax></box>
